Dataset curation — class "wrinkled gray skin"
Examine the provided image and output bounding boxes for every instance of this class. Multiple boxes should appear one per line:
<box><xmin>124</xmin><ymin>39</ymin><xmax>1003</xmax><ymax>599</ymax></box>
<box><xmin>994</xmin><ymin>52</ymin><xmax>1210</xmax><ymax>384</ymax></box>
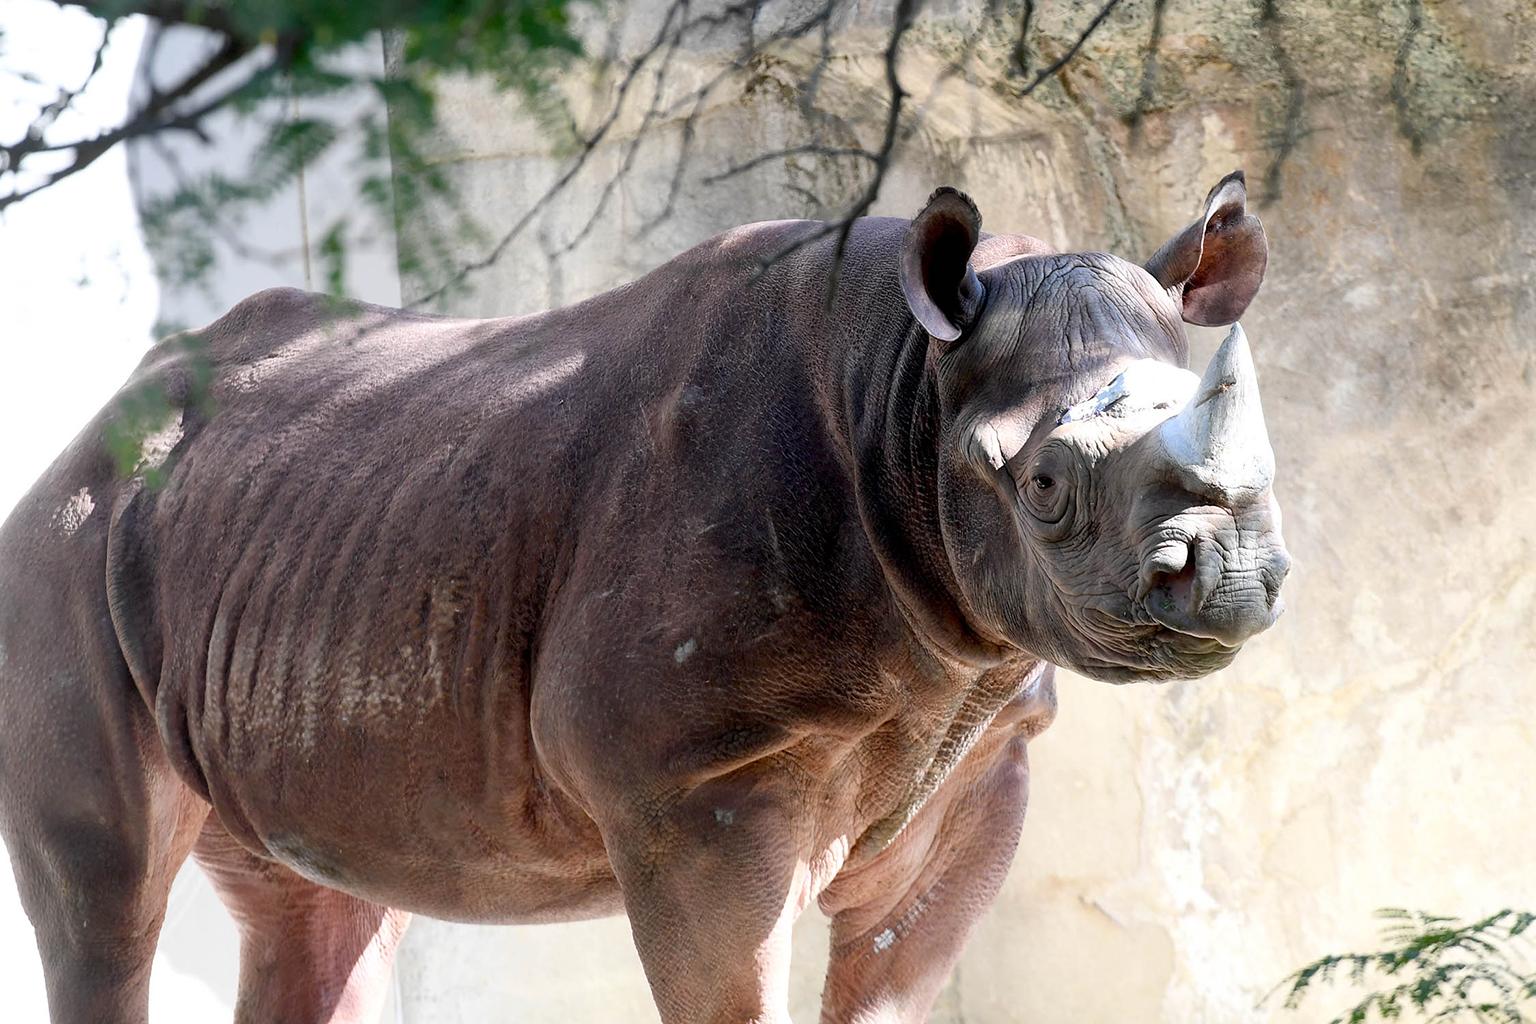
<box><xmin>0</xmin><ymin>171</ymin><xmax>1287</xmax><ymax>1024</ymax></box>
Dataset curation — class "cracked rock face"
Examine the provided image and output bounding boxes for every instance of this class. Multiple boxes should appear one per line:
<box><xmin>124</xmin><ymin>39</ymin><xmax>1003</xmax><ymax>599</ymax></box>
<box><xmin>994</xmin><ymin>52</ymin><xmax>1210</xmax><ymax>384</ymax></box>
<box><xmin>395</xmin><ymin>1</ymin><xmax>1536</xmax><ymax>1019</ymax></box>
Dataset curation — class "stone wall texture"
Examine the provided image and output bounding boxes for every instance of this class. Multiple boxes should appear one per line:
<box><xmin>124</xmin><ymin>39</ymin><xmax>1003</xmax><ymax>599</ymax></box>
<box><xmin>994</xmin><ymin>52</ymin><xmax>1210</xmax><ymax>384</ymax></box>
<box><xmin>389</xmin><ymin>1</ymin><xmax>1536</xmax><ymax>1020</ymax></box>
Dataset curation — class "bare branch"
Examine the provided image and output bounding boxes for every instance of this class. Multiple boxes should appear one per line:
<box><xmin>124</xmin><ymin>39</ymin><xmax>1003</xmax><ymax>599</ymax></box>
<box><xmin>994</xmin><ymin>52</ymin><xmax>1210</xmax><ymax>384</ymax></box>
<box><xmin>1258</xmin><ymin>0</ymin><xmax>1306</xmax><ymax>204</ymax></box>
<box><xmin>404</xmin><ymin>0</ymin><xmax>708</xmax><ymax>308</ymax></box>
<box><xmin>1010</xmin><ymin>0</ymin><xmax>1036</xmax><ymax>77</ymax></box>
<box><xmin>635</xmin><ymin>70</ymin><xmax>715</xmax><ymax>236</ymax></box>
<box><xmin>1</xmin><ymin>35</ymin><xmax>260</xmax><ymax>211</ymax></box>
<box><xmin>37</xmin><ymin>34</ymin><xmax>254</xmax><ymax>155</ymax></box>
<box><xmin>827</xmin><ymin>0</ymin><xmax>919</xmax><ymax>264</ymax></box>
<box><xmin>640</xmin><ymin>0</ymin><xmax>804</xmax><ymax>235</ymax></box>
<box><xmin>40</xmin><ymin>21</ymin><xmax>112</xmax><ymax>132</ymax></box>
<box><xmin>406</xmin><ymin>0</ymin><xmax>843</xmax><ymax>307</ymax></box>
<box><xmin>757</xmin><ymin>0</ymin><xmax>1126</xmax><ymax>296</ymax></box>
<box><xmin>1126</xmin><ymin>0</ymin><xmax>1168</xmax><ymax>141</ymax></box>
<box><xmin>0</xmin><ymin>22</ymin><xmax>111</xmax><ymax>174</ymax></box>
<box><xmin>753</xmin><ymin>0</ymin><xmax>921</xmax><ymax>299</ymax></box>
<box><xmin>51</xmin><ymin>0</ymin><xmax>243</xmax><ymax>40</ymax></box>
<box><xmin>548</xmin><ymin>0</ymin><xmax>694</xmax><ymax>258</ymax></box>
<box><xmin>1013</xmin><ymin>0</ymin><xmax>1124</xmax><ymax>98</ymax></box>
<box><xmin>703</xmin><ymin>145</ymin><xmax>878</xmax><ymax>184</ymax></box>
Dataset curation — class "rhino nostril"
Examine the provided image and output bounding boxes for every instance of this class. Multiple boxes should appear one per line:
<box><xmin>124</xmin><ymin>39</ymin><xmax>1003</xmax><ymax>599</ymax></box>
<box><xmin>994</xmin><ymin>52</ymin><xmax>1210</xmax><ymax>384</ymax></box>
<box><xmin>1139</xmin><ymin>539</ymin><xmax>1195</xmax><ymax>606</ymax></box>
<box><xmin>1150</xmin><ymin>557</ymin><xmax>1201</xmax><ymax>616</ymax></box>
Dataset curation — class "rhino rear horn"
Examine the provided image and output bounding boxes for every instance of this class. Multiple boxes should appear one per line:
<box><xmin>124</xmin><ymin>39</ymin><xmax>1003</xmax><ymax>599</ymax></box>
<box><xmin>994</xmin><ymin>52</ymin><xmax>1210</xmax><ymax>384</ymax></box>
<box><xmin>901</xmin><ymin>187</ymin><xmax>985</xmax><ymax>343</ymax></box>
<box><xmin>1145</xmin><ymin>171</ymin><xmax>1268</xmax><ymax>327</ymax></box>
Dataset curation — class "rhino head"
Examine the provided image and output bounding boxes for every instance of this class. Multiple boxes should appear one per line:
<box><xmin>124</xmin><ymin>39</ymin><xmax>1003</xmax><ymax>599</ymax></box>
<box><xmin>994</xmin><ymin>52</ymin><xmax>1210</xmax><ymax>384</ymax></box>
<box><xmin>899</xmin><ymin>172</ymin><xmax>1290</xmax><ymax>681</ymax></box>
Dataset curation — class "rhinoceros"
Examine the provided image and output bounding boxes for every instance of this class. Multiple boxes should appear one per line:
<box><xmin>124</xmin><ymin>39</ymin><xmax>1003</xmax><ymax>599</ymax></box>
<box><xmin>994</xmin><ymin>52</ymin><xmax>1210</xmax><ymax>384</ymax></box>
<box><xmin>0</xmin><ymin>170</ymin><xmax>1287</xmax><ymax>1024</ymax></box>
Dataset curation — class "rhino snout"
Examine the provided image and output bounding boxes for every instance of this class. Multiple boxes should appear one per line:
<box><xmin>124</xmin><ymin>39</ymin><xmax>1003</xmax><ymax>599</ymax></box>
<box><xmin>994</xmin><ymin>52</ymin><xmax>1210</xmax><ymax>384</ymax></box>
<box><xmin>1141</xmin><ymin>530</ymin><xmax>1290</xmax><ymax>648</ymax></box>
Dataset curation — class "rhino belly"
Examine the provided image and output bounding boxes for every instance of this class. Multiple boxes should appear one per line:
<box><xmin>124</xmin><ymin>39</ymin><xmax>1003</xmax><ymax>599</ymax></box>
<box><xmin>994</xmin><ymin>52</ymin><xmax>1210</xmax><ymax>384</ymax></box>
<box><xmin>189</xmin><ymin>690</ymin><xmax>624</xmax><ymax>923</ymax></box>
<box><xmin>143</xmin><ymin>557</ymin><xmax>621</xmax><ymax>923</ymax></box>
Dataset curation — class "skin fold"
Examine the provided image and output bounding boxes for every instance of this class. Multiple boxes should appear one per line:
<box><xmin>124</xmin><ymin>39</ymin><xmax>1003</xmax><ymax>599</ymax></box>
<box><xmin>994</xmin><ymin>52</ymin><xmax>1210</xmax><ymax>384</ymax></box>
<box><xmin>0</xmin><ymin>171</ymin><xmax>1287</xmax><ymax>1024</ymax></box>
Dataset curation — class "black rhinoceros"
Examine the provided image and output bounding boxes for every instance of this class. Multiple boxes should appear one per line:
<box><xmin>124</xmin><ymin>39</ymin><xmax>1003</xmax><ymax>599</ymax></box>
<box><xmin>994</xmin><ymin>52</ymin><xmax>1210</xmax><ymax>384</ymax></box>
<box><xmin>0</xmin><ymin>171</ymin><xmax>1287</xmax><ymax>1023</ymax></box>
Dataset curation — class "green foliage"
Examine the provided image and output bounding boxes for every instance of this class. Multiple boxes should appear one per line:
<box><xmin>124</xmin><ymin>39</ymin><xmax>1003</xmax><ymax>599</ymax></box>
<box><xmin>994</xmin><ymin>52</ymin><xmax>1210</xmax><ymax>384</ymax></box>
<box><xmin>86</xmin><ymin>0</ymin><xmax>584</xmax><ymax>81</ymax></box>
<box><xmin>1273</xmin><ymin>909</ymin><xmax>1536</xmax><ymax>1024</ymax></box>
<box><xmin>13</xmin><ymin>0</ymin><xmax>594</xmax><ymax>302</ymax></box>
<box><xmin>0</xmin><ymin>0</ymin><xmax>597</xmax><ymax>474</ymax></box>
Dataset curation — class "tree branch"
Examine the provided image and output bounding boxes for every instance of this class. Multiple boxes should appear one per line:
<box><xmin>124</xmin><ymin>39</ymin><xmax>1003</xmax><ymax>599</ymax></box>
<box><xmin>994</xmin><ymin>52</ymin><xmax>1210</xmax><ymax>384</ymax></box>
<box><xmin>405</xmin><ymin>0</ymin><xmax>841</xmax><ymax>307</ymax></box>
<box><xmin>1</xmin><ymin>34</ymin><xmax>259</xmax><ymax>211</ymax></box>
<box><xmin>1258</xmin><ymin>0</ymin><xmax>1306</xmax><ymax>204</ymax></box>
<box><xmin>1126</xmin><ymin>0</ymin><xmax>1167</xmax><ymax>140</ymax></box>
<box><xmin>51</xmin><ymin>0</ymin><xmax>244</xmax><ymax>41</ymax></box>
<box><xmin>1013</xmin><ymin>0</ymin><xmax>1124</xmax><ymax>98</ymax></box>
<box><xmin>703</xmin><ymin>144</ymin><xmax>878</xmax><ymax>184</ymax></box>
<box><xmin>403</xmin><ymin>0</ymin><xmax>700</xmax><ymax>308</ymax></box>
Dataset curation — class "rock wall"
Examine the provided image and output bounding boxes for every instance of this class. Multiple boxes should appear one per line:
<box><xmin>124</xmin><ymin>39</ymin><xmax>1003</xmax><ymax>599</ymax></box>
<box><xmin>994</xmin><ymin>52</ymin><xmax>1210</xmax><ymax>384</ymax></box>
<box><xmin>392</xmin><ymin>1</ymin><xmax>1536</xmax><ymax>1020</ymax></box>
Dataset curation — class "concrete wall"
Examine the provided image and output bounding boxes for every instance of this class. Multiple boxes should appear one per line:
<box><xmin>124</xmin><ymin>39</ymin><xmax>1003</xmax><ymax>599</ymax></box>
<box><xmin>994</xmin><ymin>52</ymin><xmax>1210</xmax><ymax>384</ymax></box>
<box><xmin>390</xmin><ymin>0</ymin><xmax>1536</xmax><ymax>1021</ymax></box>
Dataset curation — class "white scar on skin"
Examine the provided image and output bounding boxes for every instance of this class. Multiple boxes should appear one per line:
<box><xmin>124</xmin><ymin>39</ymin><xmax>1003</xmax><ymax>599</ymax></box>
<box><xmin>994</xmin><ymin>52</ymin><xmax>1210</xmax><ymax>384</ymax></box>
<box><xmin>138</xmin><ymin>411</ymin><xmax>185</xmax><ymax>473</ymax></box>
<box><xmin>674</xmin><ymin>638</ymin><xmax>698</xmax><ymax>664</ymax></box>
<box><xmin>1059</xmin><ymin>359</ymin><xmax>1198</xmax><ymax>424</ymax></box>
<box><xmin>52</xmin><ymin>488</ymin><xmax>96</xmax><ymax>536</ymax></box>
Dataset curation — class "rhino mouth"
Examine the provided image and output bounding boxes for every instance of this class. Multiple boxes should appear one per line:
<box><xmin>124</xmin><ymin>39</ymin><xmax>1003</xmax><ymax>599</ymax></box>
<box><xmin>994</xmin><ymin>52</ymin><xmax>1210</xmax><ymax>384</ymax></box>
<box><xmin>1065</xmin><ymin>601</ymin><xmax>1242</xmax><ymax>682</ymax></box>
<box><xmin>1076</xmin><ymin>638</ymin><xmax>1240</xmax><ymax>682</ymax></box>
<box><xmin>1154</xmin><ymin>627</ymin><xmax>1241</xmax><ymax>655</ymax></box>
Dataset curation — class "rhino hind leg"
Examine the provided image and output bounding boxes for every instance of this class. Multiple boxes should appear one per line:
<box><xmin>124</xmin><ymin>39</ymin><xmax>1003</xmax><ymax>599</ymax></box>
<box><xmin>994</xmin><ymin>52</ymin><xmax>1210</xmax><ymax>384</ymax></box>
<box><xmin>0</xmin><ymin>470</ymin><xmax>209</xmax><ymax>1023</ymax></box>
<box><xmin>192</xmin><ymin>818</ymin><xmax>410</xmax><ymax>1024</ymax></box>
<box><xmin>0</xmin><ymin>715</ymin><xmax>206</xmax><ymax>1024</ymax></box>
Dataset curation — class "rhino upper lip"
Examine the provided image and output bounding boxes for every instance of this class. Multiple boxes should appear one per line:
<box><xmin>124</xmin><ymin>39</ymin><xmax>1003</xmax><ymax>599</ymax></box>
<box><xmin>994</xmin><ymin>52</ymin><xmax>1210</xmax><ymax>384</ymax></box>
<box><xmin>1134</xmin><ymin>605</ymin><xmax>1239</xmax><ymax>651</ymax></box>
<box><xmin>1076</xmin><ymin>603</ymin><xmax>1239</xmax><ymax>670</ymax></box>
<box><xmin>1156</xmin><ymin>628</ymin><xmax>1239</xmax><ymax>655</ymax></box>
<box><xmin>1076</xmin><ymin>621</ymin><xmax>1237</xmax><ymax>672</ymax></box>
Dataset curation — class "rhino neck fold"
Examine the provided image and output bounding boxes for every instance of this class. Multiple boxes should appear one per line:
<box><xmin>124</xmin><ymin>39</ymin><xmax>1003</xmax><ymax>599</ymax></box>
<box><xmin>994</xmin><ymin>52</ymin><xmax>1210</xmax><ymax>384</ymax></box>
<box><xmin>840</xmin><ymin>318</ymin><xmax>1013</xmax><ymax>672</ymax></box>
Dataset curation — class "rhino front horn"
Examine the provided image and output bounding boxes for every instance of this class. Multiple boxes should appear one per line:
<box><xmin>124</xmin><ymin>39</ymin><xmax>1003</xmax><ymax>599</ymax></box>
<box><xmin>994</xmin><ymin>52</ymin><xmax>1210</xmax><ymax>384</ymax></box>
<box><xmin>1156</xmin><ymin>323</ymin><xmax>1275</xmax><ymax>501</ymax></box>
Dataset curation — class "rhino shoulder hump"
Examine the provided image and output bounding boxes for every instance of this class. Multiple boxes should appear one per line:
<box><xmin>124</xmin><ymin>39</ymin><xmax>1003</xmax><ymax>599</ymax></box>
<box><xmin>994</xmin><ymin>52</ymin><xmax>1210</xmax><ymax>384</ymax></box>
<box><xmin>203</xmin><ymin>286</ymin><xmax>331</xmax><ymax>362</ymax></box>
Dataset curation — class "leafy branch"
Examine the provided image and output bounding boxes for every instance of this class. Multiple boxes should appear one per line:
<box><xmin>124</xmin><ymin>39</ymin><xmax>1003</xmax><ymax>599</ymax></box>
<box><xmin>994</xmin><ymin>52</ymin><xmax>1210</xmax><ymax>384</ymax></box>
<box><xmin>1272</xmin><ymin>909</ymin><xmax>1536</xmax><ymax>1024</ymax></box>
<box><xmin>2</xmin><ymin>0</ymin><xmax>587</xmax><ymax>296</ymax></box>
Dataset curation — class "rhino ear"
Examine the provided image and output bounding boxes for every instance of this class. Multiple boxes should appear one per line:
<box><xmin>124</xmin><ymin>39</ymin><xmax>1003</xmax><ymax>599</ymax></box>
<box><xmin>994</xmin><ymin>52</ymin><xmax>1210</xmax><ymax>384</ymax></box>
<box><xmin>1145</xmin><ymin>170</ymin><xmax>1268</xmax><ymax>327</ymax></box>
<box><xmin>901</xmin><ymin>187</ymin><xmax>985</xmax><ymax>342</ymax></box>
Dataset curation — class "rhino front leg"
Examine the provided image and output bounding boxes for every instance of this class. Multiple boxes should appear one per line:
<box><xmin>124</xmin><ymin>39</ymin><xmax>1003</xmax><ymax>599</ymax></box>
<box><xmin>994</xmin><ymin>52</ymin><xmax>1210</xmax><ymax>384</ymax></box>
<box><xmin>603</xmin><ymin>771</ymin><xmax>809</xmax><ymax>1024</ymax></box>
<box><xmin>817</xmin><ymin>731</ymin><xmax>1033</xmax><ymax>1024</ymax></box>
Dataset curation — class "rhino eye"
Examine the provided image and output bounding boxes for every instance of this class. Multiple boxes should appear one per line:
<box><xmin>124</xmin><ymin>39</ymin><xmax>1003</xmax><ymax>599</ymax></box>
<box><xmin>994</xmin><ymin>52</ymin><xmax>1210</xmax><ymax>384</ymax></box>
<box><xmin>1026</xmin><ymin>451</ymin><xmax>1075</xmax><ymax>540</ymax></box>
